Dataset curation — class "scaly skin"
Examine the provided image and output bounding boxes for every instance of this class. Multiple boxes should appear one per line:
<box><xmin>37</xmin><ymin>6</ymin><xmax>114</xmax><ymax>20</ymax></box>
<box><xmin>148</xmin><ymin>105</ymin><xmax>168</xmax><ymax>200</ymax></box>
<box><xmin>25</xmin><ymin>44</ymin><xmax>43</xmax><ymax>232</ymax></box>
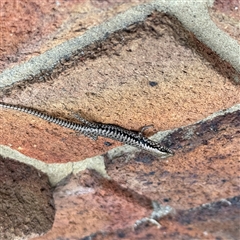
<box><xmin>0</xmin><ymin>102</ymin><xmax>174</xmax><ymax>156</ymax></box>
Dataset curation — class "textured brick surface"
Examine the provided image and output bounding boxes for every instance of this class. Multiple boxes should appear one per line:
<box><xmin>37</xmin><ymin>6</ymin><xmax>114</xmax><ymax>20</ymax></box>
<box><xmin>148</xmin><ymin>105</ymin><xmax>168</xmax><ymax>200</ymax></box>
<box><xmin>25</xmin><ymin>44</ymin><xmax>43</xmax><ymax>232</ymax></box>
<box><xmin>105</xmin><ymin>109</ymin><xmax>240</xmax><ymax>210</ymax></box>
<box><xmin>0</xmin><ymin>156</ymin><xmax>54</xmax><ymax>240</ymax></box>
<box><xmin>33</xmin><ymin>170</ymin><xmax>154</xmax><ymax>240</ymax></box>
<box><xmin>0</xmin><ymin>0</ymin><xmax>239</xmax><ymax>239</ymax></box>
<box><xmin>1</xmin><ymin>12</ymin><xmax>239</xmax><ymax>163</ymax></box>
<box><xmin>0</xmin><ymin>0</ymin><xmax>151</xmax><ymax>72</ymax></box>
<box><xmin>210</xmin><ymin>0</ymin><xmax>240</xmax><ymax>42</ymax></box>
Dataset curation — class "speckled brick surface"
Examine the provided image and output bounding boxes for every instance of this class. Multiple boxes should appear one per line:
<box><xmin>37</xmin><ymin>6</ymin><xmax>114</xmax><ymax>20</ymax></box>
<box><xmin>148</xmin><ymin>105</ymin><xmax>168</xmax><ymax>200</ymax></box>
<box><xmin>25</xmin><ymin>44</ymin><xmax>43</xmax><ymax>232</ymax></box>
<box><xmin>0</xmin><ymin>0</ymin><xmax>239</xmax><ymax>239</ymax></box>
<box><xmin>210</xmin><ymin>0</ymin><xmax>239</xmax><ymax>42</ymax></box>
<box><xmin>0</xmin><ymin>0</ymin><xmax>151</xmax><ymax>72</ymax></box>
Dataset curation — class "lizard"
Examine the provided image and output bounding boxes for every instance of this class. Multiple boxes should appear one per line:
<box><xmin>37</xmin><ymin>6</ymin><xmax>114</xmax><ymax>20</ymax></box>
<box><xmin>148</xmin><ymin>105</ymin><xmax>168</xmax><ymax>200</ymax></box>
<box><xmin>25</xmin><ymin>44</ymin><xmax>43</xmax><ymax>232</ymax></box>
<box><xmin>0</xmin><ymin>102</ymin><xmax>174</xmax><ymax>157</ymax></box>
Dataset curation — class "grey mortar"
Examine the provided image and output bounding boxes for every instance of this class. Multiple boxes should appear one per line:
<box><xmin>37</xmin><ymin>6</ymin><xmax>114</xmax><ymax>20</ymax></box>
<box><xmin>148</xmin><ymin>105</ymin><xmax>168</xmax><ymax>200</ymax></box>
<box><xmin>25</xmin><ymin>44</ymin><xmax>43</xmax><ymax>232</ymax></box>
<box><xmin>0</xmin><ymin>145</ymin><xmax>108</xmax><ymax>186</ymax></box>
<box><xmin>155</xmin><ymin>0</ymin><xmax>239</xmax><ymax>82</ymax></box>
<box><xmin>0</xmin><ymin>0</ymin><xmax>239</xmax><ymax>88</ymax></box>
